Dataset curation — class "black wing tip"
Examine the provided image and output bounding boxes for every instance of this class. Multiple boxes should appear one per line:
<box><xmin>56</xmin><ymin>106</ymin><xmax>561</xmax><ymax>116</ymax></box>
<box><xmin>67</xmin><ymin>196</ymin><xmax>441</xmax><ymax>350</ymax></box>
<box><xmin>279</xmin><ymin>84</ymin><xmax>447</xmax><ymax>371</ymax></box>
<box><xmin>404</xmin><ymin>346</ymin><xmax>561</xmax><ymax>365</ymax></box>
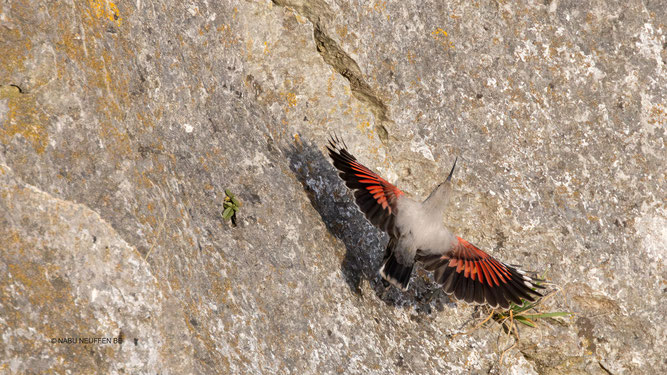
<box><xmin>509</xmin><ymin>267</ymin><xmax>547</xmax><ymax>291</ymax></box>
<box><xmin>493</xmin><ymin>270</ymin><xmax>546</xmax><ymax>308</ymax></box>
<box><xmin>328</xmin><ymin>132</ymin><xmax>348</xmax><ymax>151</ymax></box>
<box><xmin>327</xmin><ymin>133</ymin><xmax>358</xmax><ymax>165</ymax></box>
<box><xmin>437</xmin><ymin>265</ymin><xmax>546</xmax><ymax>309</ymax></box>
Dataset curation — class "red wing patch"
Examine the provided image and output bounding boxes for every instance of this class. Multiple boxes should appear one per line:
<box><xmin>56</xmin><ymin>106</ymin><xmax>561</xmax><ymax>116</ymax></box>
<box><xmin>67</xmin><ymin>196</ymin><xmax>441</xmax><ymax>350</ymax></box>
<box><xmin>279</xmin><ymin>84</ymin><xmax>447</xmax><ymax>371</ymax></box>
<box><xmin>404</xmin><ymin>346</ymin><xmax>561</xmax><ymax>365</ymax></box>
<box><xmin>327</xmin><ymin>135</ymin><xmax>403</xmax><ymax>235</ymax></box>
<box><xmin>416</xmin><ymin>237</ymin><xmax>544</xmax><ymax>309</ymax></box>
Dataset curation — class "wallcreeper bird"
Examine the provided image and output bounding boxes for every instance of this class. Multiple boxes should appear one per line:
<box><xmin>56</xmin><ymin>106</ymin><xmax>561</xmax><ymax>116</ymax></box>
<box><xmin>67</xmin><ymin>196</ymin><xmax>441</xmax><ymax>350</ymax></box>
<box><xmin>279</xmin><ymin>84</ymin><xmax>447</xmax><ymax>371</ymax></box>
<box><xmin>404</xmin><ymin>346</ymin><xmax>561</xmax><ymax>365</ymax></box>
<box><xmin>327</xmin><ymin>135</ymin><xmax>543</xmax><ymax>309</ymax></box>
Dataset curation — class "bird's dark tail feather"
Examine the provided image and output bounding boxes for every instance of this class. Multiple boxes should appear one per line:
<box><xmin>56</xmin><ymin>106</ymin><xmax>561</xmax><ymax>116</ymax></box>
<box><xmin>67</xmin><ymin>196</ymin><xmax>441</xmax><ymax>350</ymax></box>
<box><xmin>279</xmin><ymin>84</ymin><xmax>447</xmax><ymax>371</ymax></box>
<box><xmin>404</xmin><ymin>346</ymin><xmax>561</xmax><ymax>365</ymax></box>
<box><xmin>379</xmin><ymin>240</ymin><xmax>413</xmax><ymax>291</ymax></box>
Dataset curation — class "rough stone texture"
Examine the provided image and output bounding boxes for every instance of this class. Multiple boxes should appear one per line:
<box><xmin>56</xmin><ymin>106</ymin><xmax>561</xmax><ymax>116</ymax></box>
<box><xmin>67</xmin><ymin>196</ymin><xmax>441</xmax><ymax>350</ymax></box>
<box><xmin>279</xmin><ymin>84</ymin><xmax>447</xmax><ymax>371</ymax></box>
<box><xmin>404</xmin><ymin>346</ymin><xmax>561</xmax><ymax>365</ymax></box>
<box><xmin>0</xmin><ymin>0</ymin><xmax>664</xmax><ymax>374</ymax></box>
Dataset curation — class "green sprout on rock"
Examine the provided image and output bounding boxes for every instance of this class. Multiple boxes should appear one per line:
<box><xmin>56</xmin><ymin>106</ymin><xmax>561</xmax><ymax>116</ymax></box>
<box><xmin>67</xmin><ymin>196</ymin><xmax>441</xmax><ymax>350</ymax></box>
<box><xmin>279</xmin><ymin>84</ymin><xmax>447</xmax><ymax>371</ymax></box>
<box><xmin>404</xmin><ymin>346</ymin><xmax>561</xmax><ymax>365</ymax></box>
<box><xmin>493</xmin><ymin>299</ymin><xmax>572</xmax><ymax>330</ymax></box>
<box><xmin>222</xmin><ymin>189</ymin><xmax>241</xmax><ymax>225</ymax></box>
<box><xmin>452</xmin><ymin>279</ymin><xmax>572</xmax><ymax>365</ymax></box>
<box><xmin>491</xmin><ymin>294</ymin><xmax>572</xmax><ymax>364</ymax></box>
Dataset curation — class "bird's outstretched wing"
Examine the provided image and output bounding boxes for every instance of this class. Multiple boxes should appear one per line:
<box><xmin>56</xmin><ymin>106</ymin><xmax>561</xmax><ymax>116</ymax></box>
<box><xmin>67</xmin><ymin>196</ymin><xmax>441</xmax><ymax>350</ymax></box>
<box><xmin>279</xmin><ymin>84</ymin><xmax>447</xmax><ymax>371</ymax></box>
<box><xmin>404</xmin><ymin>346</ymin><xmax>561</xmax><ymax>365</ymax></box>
<box><xmin>327</xmin><ymin>135</ymin><xmax>404</xmax><ymax>236</ymax></box>
<box><xmin>416</xmin><ymin>237</ymin><xmax>544</xmax><ymax>309</ymax></box>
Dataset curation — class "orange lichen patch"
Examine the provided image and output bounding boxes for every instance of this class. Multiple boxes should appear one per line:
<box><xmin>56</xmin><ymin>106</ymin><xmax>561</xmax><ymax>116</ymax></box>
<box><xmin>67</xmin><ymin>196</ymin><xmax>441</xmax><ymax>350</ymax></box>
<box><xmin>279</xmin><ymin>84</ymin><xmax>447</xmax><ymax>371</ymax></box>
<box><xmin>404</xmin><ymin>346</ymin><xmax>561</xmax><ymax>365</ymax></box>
<box><xmin>2</xmin><ymin>257</ymin><xmax>97</xmax><ymax>373</ymax></box>
<box><xmin>6</xmin><ymin>261</ymin><xmax>70</xmax><ymax>313</ymax></box>
<box><xmin>218</xmin><ymin>24</ymin><xmax>239</xmax><ymax>48</ymax></box>
<box><xmin>88</xmin><ymin>0</ymin><xmax>122</xmax><ymax>26</ymax></box>
<box><xmin>336</xmin><ymin>25</ymin><xmax>349</xmax><ymax>40</ymax></box>
<box><xmin>326</xmin><ymin>70</ymin><xmax>338</xmax><ymax>97</ymax></box>
<box><xmin>136</xmin><ymin>170</ymin><xmax>157</xmax><ymax>190</ymax></box>
<box><xmin>647</xmin><ymin>104</ymin><xmax>665</xmax><ymax>127</ymax></box>
<box><xmin>58</xmin><ymin>29</ymin><xmax>87</xmax><ymax>68</ymax></box>
<box><xmin>406</xmin><ymin>51</ymin><xmax>416</xmax><ymax>64</ymax></box>
<box><xmin>280</xmin><ymin>92</ymin><xmax>297</xmax><ymax>111</ymax></box>
<box><xmin>356</xmin><ymin>120</ymin><xmax>372</xmax><ymax>134</ymax></box>
<box><xmin>0</xmin><ymin>228</ymin><xmax>24</xmax><ymax>255</ymax></box>
<box><xmin>587</xmin><ymin>215</ymin><xmax>600</xmax><ymax>222</ymax></box>
<box><xmin>55</xmin><ymin>36</ymin><xmax>132</xmax><ymax>157</ymax></box>
<box><xmin>0</xmin><ymin>27</ymin><xmax>32</xmax><ymax>76</ymax></box>
<box><xmin>97</xmin><ymin>119</ymin><xmax>133</xmax><ymax>156</ymax></box>
<box><xmin>0</xmin><ymin>261</ymin><xmax>60</xmax><ymax>335</ymax></box>
<box><xmin>0</xmin><ymin>85</ymin><xmax>49</xmax><ymax>154</ymax></box>
<box><xmin>370</xmin><ymin>0</ymin><xmax>388</xmax><ymax>14</ymax></box>
<box><xmin>408</xmin><ymin>76</ymin><xmax>422</xmax><ymax>89</ymax></box>
<box><xmin>380</xmin><ymin>59</ymin><xmax>396</xmax><ymax>78</ymax></box>
<box><xmin>136</xmin><ymin>112</ymin><xmax>156</xmax><ymax>129</ymax></box>
<box><xmin>50</xmin><ymin>1</ymin><xmax>136</xmax><ymax>154</ymax></box>
<box><xmin>554</xmin><ymin>186</ymin><xmax>569</xmax><ymax>195</ymax></box>
<box><xmin>431</xmin><ymin>28</ymin><xmax>455</xmax><ymax>50</ymax></box>
<box><xmin>244</xmin><ymin>38</ymin><xmax>255</xmax><ymax>60</ymax></box>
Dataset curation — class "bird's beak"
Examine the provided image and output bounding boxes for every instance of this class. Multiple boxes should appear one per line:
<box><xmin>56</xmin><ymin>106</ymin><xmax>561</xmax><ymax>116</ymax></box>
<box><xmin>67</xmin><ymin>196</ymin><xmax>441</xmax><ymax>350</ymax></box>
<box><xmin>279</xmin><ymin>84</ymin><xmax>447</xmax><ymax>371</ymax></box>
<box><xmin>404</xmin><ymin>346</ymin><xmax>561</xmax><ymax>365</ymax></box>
<box><xmin>446</xmin><ymin>157</ymin><xmax>458</xmax><ymax>182</ymax></box>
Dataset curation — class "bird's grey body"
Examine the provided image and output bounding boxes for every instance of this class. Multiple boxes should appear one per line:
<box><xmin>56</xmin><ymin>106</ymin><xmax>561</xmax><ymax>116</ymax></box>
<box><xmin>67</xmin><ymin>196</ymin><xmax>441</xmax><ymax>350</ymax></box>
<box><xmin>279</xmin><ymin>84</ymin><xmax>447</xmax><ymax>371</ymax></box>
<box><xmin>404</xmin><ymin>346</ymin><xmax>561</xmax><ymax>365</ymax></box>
<box><xmin>391</xmin><ymin>186</ymin><xmax>458</xmax><ymax>265</ymax></box>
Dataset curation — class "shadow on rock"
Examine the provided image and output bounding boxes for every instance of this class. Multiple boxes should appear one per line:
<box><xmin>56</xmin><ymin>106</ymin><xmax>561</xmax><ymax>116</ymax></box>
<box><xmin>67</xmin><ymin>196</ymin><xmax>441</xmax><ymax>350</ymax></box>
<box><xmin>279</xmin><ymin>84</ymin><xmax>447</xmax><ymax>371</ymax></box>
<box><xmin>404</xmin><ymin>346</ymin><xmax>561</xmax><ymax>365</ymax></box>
<box><xmin>283</xmin><ymin>135</ymin><xmax>451</xmax><ymax>314</ymax></box>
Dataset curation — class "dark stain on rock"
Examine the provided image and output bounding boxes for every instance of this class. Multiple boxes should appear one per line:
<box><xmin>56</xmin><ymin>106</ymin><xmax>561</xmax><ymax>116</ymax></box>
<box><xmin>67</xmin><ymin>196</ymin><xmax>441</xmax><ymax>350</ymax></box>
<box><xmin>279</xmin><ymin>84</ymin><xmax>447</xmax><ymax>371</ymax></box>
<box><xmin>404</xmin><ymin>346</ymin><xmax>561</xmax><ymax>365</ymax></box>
<box><xmin>494</xmin><ymin>229</ymin><xmax>507</xmax><ymax>251</ymax></box>
<box><xmin>138</xmin><ymin>145</ymin><xmax>162</xmax><ymax>158</ymax></box>
<box><xmin>395</xmin><ymin>354</ymin><xmax>405</xmax><ymax>368</ymax></box>
<box><xmin>244</xmin><ymin>74</ymin><xmax>263</xmax><ymax>97</ymax></box>
<box><xmin>241</xmin><ymin>187</ymin><xmax>261</xmax><ymax>204</ymax></box>
<box><xmin>576</xmin><ymin>316</ymin><xmax>597</xmax><ymax>353</ymax></box>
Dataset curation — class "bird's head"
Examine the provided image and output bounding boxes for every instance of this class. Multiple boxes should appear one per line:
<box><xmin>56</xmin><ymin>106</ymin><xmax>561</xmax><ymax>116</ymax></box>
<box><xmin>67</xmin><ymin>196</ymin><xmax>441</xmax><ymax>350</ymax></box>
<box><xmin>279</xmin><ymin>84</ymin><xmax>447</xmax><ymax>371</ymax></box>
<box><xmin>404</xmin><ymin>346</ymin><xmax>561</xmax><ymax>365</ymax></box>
<box><xmin>424</xmin><ymin>157</ymin><xmax>458</xmax><ymax>211</ymax></box>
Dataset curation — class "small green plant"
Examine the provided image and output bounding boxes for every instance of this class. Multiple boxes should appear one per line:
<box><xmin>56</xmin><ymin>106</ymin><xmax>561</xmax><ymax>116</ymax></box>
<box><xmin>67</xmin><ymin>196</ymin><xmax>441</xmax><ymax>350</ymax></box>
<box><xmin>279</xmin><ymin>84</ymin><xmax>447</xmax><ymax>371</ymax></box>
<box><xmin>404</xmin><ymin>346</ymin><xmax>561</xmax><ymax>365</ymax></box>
<box><xmin>492</xmin><ymin>276</ymin><xmax>571</xmax><ymax>331</ymax></box>
<box><xmin>452</xmin><ymin>281</ymin><xmax>572</xmax><ymax>365</ymax></box>
<box><xmin>222</xmin><ymin>189</ymin><xmax>241</xmax><ymax>225</ymax></box>
<box><xmin>491</xmin><ymin>295</ymin><xmax>572</xmax><ymax>364</ymax></box>
<box><xmin>493</xmin><ymin>299</ymin><xmax>572</xmax><ymax>329</ymax></box>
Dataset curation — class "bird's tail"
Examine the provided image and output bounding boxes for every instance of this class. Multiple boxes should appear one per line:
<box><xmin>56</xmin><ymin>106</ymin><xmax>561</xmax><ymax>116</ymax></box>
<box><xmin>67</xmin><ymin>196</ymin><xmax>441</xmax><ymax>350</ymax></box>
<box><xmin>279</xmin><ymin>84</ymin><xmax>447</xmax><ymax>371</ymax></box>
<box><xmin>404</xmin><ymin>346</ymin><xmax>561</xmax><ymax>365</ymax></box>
<box><xmin>379</xmin><ymin>239</ymin><xmax>413</xmax><ymax>291</ymax></box>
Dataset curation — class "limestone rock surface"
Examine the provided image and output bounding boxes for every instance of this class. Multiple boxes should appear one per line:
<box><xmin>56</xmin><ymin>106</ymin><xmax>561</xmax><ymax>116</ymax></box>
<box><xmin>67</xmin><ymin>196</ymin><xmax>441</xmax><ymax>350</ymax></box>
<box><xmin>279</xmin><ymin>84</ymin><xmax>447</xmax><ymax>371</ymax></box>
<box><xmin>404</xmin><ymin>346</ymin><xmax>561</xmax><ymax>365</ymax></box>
<box><xmin>1</xmin><ymin>0</ymin><xmax>665</xmax><ymax>374</ymax></box>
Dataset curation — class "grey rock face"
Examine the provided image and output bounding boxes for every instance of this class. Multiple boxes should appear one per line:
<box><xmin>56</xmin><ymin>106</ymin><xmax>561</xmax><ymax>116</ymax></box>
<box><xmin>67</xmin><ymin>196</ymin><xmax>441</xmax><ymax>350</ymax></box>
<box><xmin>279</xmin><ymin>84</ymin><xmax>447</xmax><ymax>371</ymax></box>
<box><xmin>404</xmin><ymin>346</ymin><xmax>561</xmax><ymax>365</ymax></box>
<box><xmin>1</xmin><ymin>0</ymin><xmax>664</xmax><ymax>374</ymax></box>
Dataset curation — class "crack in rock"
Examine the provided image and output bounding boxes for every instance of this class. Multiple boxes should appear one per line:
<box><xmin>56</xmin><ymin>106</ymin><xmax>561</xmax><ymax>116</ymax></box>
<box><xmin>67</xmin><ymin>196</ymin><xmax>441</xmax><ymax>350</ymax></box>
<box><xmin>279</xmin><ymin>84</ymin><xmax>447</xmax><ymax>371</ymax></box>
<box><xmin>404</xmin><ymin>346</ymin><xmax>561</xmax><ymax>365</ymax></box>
<box><xmin>598</xmin><ymin>361</ymin><xmax>614</xmax><ymax>375</ymax></box>
<box><xmin>273</xmin><ymin>0</ymin><xmax>391</xmax><ymax>143</ymax></box>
